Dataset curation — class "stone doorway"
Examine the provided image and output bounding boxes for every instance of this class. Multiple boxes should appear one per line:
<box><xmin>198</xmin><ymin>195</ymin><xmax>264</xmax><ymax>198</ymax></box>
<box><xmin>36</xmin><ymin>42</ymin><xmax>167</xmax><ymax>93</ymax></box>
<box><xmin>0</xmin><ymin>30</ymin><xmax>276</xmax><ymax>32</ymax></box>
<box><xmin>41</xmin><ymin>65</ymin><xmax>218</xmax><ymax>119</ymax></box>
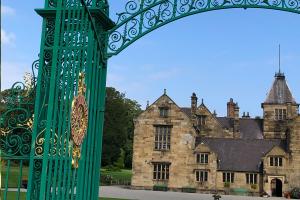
<box><xmin>271</xmin><ymin>178</ymin><xmax>282</xmax><ymax>197</ymax></box>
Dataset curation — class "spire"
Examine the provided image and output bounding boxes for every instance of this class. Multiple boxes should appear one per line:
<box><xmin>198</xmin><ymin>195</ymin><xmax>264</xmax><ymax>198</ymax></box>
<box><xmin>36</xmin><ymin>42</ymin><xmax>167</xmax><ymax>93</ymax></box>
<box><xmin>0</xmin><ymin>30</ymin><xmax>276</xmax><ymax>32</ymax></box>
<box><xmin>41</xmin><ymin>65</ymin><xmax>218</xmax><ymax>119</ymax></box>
<box><xmin>279</xmin><ymin>44</ymin><xmax>281</xmax><ymax>74</ymax></box>
<box><xmin>264</xmin><ymin>73</ymin><xmax>296</xmax><ymax>104</ymax></box>
<box><xmin>276</xmin><ymin>44</ymin><xmax>284</xmax><ymax>77</ymax></box>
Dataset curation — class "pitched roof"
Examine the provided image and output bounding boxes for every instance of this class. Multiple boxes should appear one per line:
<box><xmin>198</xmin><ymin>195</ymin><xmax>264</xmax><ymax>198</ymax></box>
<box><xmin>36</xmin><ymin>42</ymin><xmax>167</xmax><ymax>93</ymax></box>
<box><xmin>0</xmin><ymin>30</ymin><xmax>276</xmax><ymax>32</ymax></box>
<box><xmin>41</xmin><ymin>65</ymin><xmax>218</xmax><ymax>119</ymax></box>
<box><xmin>239</xmin><ymin>118</ymin><xmax>264</xmax><ymax>139</ymax></box>
<box><xmin>196</xmin><ymin>138</ymin><xmax>285</xmax><ymax>172</ymax></box>
<box><xmin>217</xmin><ymin>117</ymin><xmax>233</xmax><ymax>130</ymax></box>
<box><xmin>180</xmin><ymin>108</ymin><xmax>264</xmax><ymax>139</ymax></box>
<box><xmin>181</xmin><ymin>107</ymin><xmax>192</xmax><ymax>119</ymax></box>
<box><xmin>264</xmin><ymin>72</ymin><xmax>297</xmax><ymax>104</ymax></box>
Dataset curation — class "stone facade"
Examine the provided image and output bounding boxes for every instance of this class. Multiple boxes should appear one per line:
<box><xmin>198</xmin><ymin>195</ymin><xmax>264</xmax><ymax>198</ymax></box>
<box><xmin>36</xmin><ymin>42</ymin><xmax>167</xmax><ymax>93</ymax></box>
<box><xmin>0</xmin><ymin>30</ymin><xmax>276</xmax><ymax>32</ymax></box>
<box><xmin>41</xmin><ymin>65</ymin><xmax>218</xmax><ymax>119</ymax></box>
<box><xmin>132</xmin><ymin>72</ymin><xmax>300</xmax><ymax>197</ymax></box>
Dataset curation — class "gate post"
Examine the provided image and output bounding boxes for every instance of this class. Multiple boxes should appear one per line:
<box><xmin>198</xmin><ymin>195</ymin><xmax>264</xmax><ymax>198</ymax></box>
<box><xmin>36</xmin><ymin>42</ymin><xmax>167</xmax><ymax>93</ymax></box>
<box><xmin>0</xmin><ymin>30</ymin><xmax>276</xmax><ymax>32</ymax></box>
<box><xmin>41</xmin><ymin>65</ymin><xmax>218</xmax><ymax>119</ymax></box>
<box><xmin>26</xmin><ymin>1</ymin><xmax>114</xmax><ymax>199</ymax></box>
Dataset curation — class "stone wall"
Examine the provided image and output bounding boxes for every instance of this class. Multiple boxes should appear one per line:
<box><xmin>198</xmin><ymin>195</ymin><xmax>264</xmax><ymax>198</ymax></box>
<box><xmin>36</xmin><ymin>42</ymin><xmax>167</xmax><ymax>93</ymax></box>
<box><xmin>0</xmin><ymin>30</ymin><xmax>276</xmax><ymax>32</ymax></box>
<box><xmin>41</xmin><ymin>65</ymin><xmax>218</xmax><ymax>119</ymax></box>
<box><xmin>132</xmin><ymin>94</ymin><xmax>300</xmax><ymax>196</ymax></box>
<box><xmin>132</xmin><ymin>94</ymin><xmax>195</xmax><ymax>189</ymax></box>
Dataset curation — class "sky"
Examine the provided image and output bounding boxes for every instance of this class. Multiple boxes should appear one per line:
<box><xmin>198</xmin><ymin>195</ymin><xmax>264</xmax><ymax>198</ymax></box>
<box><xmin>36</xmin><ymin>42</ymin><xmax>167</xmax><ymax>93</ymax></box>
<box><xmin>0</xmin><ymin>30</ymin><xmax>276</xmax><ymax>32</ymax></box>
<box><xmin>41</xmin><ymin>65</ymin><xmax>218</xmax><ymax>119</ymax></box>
<box><xmin>1</xmin><ymin>1</ymin><xmax>300</xmax><ymax>117</ymax></box>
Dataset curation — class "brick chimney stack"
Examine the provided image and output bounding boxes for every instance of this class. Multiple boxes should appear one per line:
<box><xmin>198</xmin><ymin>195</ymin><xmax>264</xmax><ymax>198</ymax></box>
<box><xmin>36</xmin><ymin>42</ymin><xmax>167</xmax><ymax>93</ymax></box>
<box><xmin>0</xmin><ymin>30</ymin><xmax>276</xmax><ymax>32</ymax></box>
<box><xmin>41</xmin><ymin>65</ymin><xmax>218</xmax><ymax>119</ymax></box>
<box><xmin>227</xmin><ymin>98</ymin><xmax>236</xmax><ymax>118</ymax></box>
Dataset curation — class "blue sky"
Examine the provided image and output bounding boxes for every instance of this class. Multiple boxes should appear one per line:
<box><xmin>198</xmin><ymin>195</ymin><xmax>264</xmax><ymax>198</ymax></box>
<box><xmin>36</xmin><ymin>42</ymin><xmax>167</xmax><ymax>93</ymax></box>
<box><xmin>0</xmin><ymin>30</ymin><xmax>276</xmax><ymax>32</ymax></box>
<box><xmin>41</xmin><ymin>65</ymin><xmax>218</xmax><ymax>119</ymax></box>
<box><xmin>1</xmin><ymin>1</ymin><xmax>300</xmax><ymax>117</ymax></box>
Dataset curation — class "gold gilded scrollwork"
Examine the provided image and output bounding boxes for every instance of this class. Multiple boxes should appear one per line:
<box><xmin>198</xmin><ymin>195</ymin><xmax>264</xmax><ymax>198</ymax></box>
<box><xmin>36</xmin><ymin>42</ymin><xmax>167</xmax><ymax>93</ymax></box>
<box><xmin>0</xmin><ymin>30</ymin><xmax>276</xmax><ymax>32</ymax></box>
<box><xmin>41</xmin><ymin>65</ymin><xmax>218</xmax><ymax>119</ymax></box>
<box><xmin>72</xmin><ymin>145</ymin><xmax>81</xmax><ymax>168</ymax></box>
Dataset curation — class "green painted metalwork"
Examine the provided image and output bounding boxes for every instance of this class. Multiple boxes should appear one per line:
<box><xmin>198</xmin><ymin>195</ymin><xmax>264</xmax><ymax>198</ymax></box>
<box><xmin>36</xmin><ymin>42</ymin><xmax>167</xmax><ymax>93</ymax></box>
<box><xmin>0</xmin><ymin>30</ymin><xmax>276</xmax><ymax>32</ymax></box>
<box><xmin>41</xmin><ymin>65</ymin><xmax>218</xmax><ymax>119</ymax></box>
<box><xmin>107</xmin><ymin>0</ymin><xmax>300</xmax><ymax>56</ymax></box>
<box><xmin>24</xmin><ymin>0</ymin><xmax>113</xmax><ymax>199</ymax></box>
<box><xmin>0</xmin><ymin>60</ymin><xmax>37</xmax><ymax>199</ymax></box>
<box><xmin>1</xmin><ymin>0</ymin><xmax>300</xmax><ymax>200</ymax></box>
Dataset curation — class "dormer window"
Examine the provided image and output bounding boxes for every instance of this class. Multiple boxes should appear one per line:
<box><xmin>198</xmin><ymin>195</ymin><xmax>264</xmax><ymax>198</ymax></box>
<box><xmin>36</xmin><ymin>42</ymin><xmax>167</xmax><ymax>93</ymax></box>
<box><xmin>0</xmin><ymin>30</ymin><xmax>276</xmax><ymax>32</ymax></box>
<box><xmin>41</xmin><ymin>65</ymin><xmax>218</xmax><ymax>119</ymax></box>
<box><xmin>270</xmin><ymin>156</ymin><xmax>283</xmax><ymax>167</ymax></box>
<box><xmin>275</xmin><ymin>109</ymin><xmax>286</xmax><ymax>120</ymax></box>
<box><xmin>197</xmin><ymin>115</ymin><xmax>206</xmax><ymax>126</ymax></box>
<box><xmin>196</xmin><ymin>153</ymin><xmax>208</xmax><ymax>164</ymax></box>
<box><xmin>159</xmin><ymin>107</ymin><xmax>169</xmax><ymax>117</ymax></box>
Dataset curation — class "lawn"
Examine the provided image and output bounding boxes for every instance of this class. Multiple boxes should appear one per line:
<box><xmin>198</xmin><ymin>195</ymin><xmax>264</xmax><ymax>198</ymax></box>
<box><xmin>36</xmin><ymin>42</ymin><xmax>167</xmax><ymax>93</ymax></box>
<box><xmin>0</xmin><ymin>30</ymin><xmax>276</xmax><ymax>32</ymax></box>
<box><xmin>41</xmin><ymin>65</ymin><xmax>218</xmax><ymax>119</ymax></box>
<box><xmin>100</xmin><ymin>169</ymin><xmax>132</xmax><ymax>185</ymax></box>
<box><xmin>1</xmin><ymin>165</ymin><xmax>132</xmax><ymax>188</ymax></box>
<box><xmin>0</xmin><ymin>192</ymin><xmax>130</xmax><ymax>200</ymax></box>
<box><xmin>0</xmin><ymin>191</ymin><xmax>26</xmax><ymax>200</ymax></box>
<box><xmin>1</xmin><ymin>165</ymin><xmax>29</xmax><ymax>188</ymax></box>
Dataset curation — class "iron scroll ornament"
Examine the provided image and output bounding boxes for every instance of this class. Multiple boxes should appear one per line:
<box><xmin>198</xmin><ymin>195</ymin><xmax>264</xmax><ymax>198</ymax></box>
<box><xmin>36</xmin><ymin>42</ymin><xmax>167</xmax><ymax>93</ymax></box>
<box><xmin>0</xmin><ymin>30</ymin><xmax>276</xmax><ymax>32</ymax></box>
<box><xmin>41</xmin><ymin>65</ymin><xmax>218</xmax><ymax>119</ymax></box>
<box><xmin>107</xmin><ymin>0</ymin><xmax>300</xmax><ymax>57</ymax></box>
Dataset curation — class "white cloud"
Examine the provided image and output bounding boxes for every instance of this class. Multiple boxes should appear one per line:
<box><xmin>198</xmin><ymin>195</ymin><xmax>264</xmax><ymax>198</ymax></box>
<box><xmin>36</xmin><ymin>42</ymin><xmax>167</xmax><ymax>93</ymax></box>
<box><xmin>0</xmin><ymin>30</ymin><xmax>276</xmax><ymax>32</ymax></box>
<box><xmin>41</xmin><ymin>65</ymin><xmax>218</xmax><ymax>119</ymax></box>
<box><xmin>1</xmin><ymin>5</ymin><xmax>16</xmax><ymax>16</ymax></box>
<box><xmin>1</xmin><ymin>61</ymin><xmax>29</xmax><ymax>90</ymax></box>
<box><xmin>1</xmin><ymin>29</ymin><xmax>16</xmax><ymax>46</ymax></box>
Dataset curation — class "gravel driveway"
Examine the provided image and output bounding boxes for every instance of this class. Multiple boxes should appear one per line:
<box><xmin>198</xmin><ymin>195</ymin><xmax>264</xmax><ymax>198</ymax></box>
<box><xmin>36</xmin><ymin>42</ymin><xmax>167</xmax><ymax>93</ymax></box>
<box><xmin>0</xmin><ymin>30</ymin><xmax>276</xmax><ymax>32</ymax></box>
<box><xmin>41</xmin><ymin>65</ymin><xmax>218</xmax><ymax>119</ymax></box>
<box><xmin>99</xmin><ymin>186</ymin><xmax>290</xmax><ymax>200</ymax></box>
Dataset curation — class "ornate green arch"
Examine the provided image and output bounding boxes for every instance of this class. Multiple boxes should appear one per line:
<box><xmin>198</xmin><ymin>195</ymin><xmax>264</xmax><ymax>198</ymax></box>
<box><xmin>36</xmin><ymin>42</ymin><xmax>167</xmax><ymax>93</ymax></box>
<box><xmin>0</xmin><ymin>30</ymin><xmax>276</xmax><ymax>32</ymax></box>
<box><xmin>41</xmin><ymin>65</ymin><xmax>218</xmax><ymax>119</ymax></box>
<box><xmin>107</xmin><ymin>0</ymin><xmax>300</xmax><ymax>56</ymax></box>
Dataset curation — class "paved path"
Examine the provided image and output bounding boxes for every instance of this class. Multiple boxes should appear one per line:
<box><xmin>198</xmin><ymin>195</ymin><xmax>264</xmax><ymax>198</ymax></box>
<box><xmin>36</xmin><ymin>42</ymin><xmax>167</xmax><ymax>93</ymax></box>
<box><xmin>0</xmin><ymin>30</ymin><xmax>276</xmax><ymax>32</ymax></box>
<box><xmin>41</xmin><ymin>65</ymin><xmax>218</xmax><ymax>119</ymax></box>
<box><xmin>99</xmin><ymin>186</ymin><xmax>291</xmax><ymax>200</ymax></box>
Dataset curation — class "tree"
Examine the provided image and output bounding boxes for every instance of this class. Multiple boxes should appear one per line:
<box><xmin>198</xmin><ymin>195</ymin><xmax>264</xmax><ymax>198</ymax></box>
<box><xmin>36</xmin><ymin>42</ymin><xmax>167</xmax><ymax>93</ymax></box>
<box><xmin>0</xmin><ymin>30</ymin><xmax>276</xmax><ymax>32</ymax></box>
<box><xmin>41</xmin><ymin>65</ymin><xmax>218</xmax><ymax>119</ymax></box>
<box><xmin>102</xmin><ymin>87</ymin><xmax>142</xmax><ymax>168</ymax></box>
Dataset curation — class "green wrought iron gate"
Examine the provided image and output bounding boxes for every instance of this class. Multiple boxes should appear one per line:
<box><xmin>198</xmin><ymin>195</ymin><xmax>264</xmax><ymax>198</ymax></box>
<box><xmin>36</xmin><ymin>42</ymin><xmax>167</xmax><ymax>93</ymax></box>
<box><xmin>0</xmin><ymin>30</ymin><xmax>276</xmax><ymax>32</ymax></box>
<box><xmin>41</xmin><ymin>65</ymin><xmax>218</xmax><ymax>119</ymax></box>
<box><xmin>0</xmin><ymin>0</ymin><xmax>299</xmax><ymax>200</ymax></box>
<box><xmin>1</xmin><ymin>0</ymin><xmax>114</xmax><ymax>199</ymax></box>
<box><xmin>26</xmin><ymin>0</ymin><xmax>114</xmax><ymax>199</ymax></box>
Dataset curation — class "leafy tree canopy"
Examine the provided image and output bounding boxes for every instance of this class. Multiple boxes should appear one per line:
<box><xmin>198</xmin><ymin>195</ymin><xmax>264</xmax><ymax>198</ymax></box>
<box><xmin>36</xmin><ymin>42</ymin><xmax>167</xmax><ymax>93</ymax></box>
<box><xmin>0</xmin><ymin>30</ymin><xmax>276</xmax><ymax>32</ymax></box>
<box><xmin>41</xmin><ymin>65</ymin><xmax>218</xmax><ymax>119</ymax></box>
<box><xmin>102</xmin><ymin>87</ymin><xmax>142</xmax><ymax>168</ymax></box>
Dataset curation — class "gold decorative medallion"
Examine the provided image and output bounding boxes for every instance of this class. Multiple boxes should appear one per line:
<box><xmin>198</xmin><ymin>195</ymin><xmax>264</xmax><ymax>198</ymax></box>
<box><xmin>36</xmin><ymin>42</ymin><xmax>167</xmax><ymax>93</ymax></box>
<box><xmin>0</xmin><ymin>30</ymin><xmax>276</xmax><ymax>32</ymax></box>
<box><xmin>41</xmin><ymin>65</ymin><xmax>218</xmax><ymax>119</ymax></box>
<box><xmin>71</xmin><ymin>73</ymin><xmax>88</xmax><ymax>147</ymax></box>
<box><xmin>71</xmin><ymin>95</ymin><xmax>88</xmax><ymax>146</ymax></box>
<box><xmin>71</xmin><ymin>72</ymin><xmax>88</xmax><ymax>168</ymax></box>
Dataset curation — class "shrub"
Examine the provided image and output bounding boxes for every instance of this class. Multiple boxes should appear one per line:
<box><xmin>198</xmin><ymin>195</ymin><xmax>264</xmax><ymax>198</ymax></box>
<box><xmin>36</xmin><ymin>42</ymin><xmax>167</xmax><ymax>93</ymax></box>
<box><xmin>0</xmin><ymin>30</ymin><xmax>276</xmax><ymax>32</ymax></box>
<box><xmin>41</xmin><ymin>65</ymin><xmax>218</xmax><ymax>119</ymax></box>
<box><xmin>291</xmin><ymin>187</ymin><xmax>300</xmax><ymax>199</ymax></box>
<box><xmin>251</xmin><ymin>184</ymin><xmax>257</xmax><ymax>190</ymax></box>
<box><xmin>153</xmin><ymin>184</ymin><xmax>168</xmax><ymax>191</ymax></box>
<box><xmin>224</xmin><ymin>182</ymin><xmax>230</xmax><ymax>188</ymax></box>
<box><xmin>105</xmin><ymin>165</ymin><xmax>121</xmax><ymax>172</ymax></box>
<box><xmin>182</xmin><ymin>187</ymin><xmax>196</xmax><ymax>193</ymax></box>
<box><xmin>100</xmin><ymin>175</ymin><xmax>113</xmax><ymax>185</ymax></box>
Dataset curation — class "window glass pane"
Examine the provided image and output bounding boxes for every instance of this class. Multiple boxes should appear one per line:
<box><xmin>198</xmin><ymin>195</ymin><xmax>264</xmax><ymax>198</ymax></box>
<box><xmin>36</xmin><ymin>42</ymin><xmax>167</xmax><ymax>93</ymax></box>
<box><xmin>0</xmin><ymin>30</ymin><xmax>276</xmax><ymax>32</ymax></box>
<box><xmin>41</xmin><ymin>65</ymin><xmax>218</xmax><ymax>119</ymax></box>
<box><xmin>279</xmin><ymin>157</ymin><xmax>283</xmax><ymax>166</ymax></box>
<box><xmin>166</xmin><ymin>164</ymin><xmax>169</xmax><ymax>180</ymax></box>
<box><xmin>270</xmin><ymin>157</ymin><xmax>273</xmax><ymax>166</ymax></box>
<box><xmin>231</xmin><ymin>173</ymin><xmax>234</xmax><ymax>183</ymax></box>
<box><xmin>226</xmin><ymin>173</ymin><xmax>229</xmax><ymax>182</ymax></box>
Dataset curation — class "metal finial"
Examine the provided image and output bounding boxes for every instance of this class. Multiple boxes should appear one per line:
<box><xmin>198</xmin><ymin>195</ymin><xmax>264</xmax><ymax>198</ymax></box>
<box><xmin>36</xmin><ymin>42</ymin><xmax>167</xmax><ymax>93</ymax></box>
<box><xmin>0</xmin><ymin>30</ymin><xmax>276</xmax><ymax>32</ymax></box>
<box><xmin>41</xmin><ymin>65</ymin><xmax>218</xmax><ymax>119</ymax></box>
<box><xmin>279</xmin><ymin>44</ymin><xmax>281</xmax><ymax>73</ymax></box>
<box><xmin>164</xmin><ymin>89</ymin><xmax>166</xmax><ymax>95</ymax></box>
<box><xmin>146</xmin><ymin>100</ymin><xmax>149</xmax><ymax>109</ymax></box>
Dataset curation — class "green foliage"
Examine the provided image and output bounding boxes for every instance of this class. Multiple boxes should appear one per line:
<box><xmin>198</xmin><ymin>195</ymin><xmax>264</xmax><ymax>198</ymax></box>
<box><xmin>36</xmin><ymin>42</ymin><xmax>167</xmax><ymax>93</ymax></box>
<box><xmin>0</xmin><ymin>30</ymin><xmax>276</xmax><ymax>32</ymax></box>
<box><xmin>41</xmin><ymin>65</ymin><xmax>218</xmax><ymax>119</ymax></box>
<box><xmin>104</xmin><ymin>165</ymin><xmax>121</xmax><ymax>172</ymax></box>
<box><xmin>100</xmin><ymin>169</ymin><xmax>132</xmax><ymax>185</ymax></box>
<box><xmin>181</xmin><ymin>187</ymin><xmax>196</xmax><ymax>193</ymax></box>
<box><xmin>102</xmin><ymin>87</ymin><xmax>142</xmax><ymax>168</ymax></box>
<box><xmin>153</xmin><ymin>184</ymin><xmax>168</xmax><ymax>191</ymax></box>
<box><xmin>224</xmin><ymin>182</ymin><xmax>230</xmax><ymax>188</ymax></box>
<box><xmin>0</xmin><ymin>191</ymin><xmax>27</xmax><ymax>200</ymax></box>
<box><xmin>250</xmin><ymin>184</ymin><xmax>257</xmax><ymax>190</ymax></box>
<box><xmin>291</xmin><ymin>187</ymin><xmax>300</xmax><ymax>199</ymax></box>
<box><xmin>114</xmin><ymin>148</ymin><xmax>125</xmax><ymax>169</ymax></box>
<box><xmin>1</xmin><ymin>166</ymin><xmax>29</xmax><ymax>188</ymax></box>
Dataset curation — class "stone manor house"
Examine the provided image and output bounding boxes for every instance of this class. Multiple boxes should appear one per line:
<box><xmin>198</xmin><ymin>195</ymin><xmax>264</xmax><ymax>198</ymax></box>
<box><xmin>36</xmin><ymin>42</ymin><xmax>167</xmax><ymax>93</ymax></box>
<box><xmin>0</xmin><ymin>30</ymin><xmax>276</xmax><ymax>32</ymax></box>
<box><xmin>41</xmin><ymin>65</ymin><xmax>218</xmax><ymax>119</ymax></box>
<box><xmin>132</xmin><ymin>72</ymin><xmax>300</xmax><ymax>197</ymax></box>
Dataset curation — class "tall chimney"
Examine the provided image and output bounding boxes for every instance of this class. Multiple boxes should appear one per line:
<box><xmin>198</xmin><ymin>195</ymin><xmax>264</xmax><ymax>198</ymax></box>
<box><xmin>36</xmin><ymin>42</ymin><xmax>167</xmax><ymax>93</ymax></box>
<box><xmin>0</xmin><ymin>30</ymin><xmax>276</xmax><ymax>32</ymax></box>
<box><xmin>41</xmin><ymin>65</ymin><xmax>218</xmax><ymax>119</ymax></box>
<box><xmin>191</xmin><ymin>93</ymin><xmax>198</xmax><ymax>116</ymax></box>
<box><xmin>227</xmin><ymin>98</ymin><xmax>236</xmax><ymax>118</ymax></box>
<box><xmin>233</xmin><ymin>104</ymin><xmax>240</xmax><ymax>138</ymax></box>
